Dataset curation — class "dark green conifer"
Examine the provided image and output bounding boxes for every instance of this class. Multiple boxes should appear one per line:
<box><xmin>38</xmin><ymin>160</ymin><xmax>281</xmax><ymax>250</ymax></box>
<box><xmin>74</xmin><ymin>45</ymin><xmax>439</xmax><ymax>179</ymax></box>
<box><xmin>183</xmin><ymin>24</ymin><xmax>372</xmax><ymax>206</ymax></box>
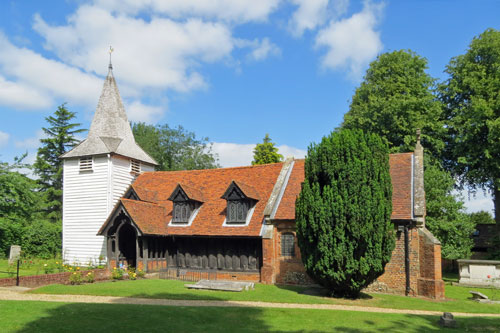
<box><xmin>296</xmin><ymin>129</ymin><xmax>394</xmax><ymax>298</ymax></box>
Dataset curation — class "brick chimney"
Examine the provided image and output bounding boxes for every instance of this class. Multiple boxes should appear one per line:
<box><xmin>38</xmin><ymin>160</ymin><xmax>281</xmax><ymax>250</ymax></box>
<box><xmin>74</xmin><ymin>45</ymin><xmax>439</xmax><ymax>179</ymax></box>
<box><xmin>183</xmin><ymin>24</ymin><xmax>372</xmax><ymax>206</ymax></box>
<box><xmin>413</xmin><ymin>129</ymin><xmax>426</xmax><ymax>227</ymax></box>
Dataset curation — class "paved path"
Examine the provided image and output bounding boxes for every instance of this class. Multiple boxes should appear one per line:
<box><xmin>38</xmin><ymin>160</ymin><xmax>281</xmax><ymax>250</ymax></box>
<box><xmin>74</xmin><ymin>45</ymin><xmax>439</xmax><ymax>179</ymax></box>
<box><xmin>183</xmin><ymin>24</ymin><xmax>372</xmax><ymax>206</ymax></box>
<box><xmin>1</xmin><ymin>287</ymin><xmax>499</xmax><ymax>318</ymax></box>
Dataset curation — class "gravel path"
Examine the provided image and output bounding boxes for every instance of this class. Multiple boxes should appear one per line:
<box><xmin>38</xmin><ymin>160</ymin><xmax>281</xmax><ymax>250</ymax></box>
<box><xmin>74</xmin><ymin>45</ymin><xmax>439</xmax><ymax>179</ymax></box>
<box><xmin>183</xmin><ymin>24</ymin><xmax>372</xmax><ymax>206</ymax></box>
<box><xmin>1</xmin><ymin>287</ymin><xmax>499</xmax><ymax>318</ymax></box>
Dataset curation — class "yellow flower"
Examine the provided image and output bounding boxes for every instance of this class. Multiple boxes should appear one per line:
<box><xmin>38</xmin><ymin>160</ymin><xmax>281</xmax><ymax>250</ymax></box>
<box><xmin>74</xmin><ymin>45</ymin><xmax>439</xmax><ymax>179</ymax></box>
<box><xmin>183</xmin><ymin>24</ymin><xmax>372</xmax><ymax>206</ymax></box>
<box><xmin>56</xmin><ymin>262</ymin><xmax>59</xmax><ymax>264</ymax></box>
<box><xmin>76</xmin><ymin>267</ymin><xmax>80</xmax><ymax>270</ymax></box>
<box><xmin>73</xmin><ymin>272</ymin><xmax>76</xmax><ymax>275</ymax></box>
<box><xmin>113</xmin><ymin>267</ymin><xmax>117</xmax><ymax>270</ymax></box>
<box><xmin>44</xmin><ymin>264</ymin><xmax>47</xmax><ymax>267</ymax></box>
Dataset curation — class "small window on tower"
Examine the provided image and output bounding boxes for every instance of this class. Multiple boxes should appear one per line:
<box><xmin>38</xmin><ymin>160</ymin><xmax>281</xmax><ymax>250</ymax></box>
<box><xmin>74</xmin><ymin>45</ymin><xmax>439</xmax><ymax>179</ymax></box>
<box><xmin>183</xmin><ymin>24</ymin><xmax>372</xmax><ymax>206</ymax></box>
<box><xmin>131</xmin><ymin>160</ymin><xmax>141</xmax><ymax>174</ymax></box>
<box><xmin>79</xmin><ymin>157</ymin><xmax>93</xmax><ymax>172</ymax></box>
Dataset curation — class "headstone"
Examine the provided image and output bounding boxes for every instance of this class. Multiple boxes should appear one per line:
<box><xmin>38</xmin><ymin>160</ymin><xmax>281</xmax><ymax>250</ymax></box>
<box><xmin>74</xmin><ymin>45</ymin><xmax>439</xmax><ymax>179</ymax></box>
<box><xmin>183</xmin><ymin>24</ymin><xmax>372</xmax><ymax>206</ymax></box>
<box><xmin>470</xmin><ymin>291</ymin><xmax>489</xmax><ymax>301</ymax></box>
<box><xmin>439</xmin><ymin>312</ymin><xmax>456</xmax><ymax>328</ymax></box>
<box><xmin>8</xmin><ymin>245</ymin><xmax>21</xmax><ymax>265</ymax></box>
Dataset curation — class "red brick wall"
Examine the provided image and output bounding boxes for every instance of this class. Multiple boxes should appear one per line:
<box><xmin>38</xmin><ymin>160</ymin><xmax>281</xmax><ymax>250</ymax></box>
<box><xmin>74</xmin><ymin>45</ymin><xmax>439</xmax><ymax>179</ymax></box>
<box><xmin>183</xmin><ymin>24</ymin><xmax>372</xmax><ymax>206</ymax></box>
<box><xmin>377</xmin><ymin>227</ymin><xmax>420</xmax><ymax>295</ymax></box>
<box><xmin>0</xmin><ymin>269</ymin><xmax>110</xmax><ymax>288</ymax></box>
<box><xmin>261</xmin><ymin>228</ymin><xmax>276</xmax><ymax>284</ymax></box>
<box><xmin>417</xmin><ymin>228</ymin><xmax>445</xmax><ymax>299</ymax></box>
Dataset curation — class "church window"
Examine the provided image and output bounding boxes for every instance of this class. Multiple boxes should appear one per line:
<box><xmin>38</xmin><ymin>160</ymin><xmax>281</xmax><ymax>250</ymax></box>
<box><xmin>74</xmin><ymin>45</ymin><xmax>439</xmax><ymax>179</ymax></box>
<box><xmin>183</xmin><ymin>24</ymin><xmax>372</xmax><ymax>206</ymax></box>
<box><xmin>221</xmin><ymin>181</ymin><xmax>257</xmax><ymax>224</ymax></box>
<box><xmin>79</xmin><ymin>157</ymin><xmax>93</xmax><ymax>172</ymax></box>
<box><xmin>131</xmin><ymin>160</ymin><xmax>141</xmax><ymax>174</ymax></box>
<box><xmin>168</xmin><ymin>184</ymin><xmax>203</xmax><ymax>224</ymax></box>
<box><xmin>281</xmin><ymin>233</ymin><xmax>295</xmax><ymax>257</ymax></box>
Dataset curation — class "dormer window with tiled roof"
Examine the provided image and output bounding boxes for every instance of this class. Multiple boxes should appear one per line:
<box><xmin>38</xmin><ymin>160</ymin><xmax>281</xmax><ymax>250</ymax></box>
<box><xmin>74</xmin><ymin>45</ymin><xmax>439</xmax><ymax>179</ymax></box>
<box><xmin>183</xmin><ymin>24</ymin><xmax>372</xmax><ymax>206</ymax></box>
<box><xmin>168</xmin><ymin>184</ymin><xmax>203</xmax><ymax>224</ymax></box>
<box><xmin>221</xmin><ymin>181</ymin><xmax>259</xmax><ymax>224</ymax></box>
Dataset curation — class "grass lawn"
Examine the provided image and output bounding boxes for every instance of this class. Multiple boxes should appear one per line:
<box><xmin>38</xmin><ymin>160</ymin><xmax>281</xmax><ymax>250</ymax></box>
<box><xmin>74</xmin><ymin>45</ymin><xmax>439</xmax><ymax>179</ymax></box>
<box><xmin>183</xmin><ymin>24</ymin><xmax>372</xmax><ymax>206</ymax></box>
<box><xmin>31</xmin><ymin>278</ymin><xmax>500</xmax><ymax>314</ymax></box>
<box><xmin>0</xmin><ymin>259</ymin><xmax>61</xmax><ymax>278</ymax></box>
<box><xmin>2</xmin><ymin>300</ymin><xmax>500</xmax><ymax>333</ymax></box>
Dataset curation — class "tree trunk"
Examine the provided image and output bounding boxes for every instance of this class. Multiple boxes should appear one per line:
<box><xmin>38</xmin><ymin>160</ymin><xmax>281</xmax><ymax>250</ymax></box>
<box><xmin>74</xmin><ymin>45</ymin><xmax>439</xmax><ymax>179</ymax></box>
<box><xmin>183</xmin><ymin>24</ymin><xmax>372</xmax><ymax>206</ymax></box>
<box><xmin>494</xmin><ymin>186</ymin><xmax>500</xmax><ymax>236</ymax></box>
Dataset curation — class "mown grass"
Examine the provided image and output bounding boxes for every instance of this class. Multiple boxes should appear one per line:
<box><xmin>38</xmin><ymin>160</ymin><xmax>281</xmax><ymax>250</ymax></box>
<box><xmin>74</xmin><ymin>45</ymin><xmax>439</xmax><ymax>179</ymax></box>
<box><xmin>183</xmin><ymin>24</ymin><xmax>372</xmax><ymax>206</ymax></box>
<box><xmin>0</xmin><ymin>259</ymin><xmax>62</xmax><ymax>278</ymax></box>
<box><xmin>31</xmin><ymin>278</ymin><xmax>500</xmax><ymax>314</ymax></box>
<box><xmin>2</xmin><ymin>300</ymin><xmax>499</xmax><ymax>333</ymax></box>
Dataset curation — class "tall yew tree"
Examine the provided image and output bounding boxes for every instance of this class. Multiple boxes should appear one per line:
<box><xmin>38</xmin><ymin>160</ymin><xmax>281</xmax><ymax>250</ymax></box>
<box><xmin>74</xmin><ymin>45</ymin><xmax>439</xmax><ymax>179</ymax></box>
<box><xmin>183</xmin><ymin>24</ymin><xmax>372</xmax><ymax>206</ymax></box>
<box><xmin>34</xmin><ymin>104</ymin><xmax>85</xmax><ymax>222</ymax></box>
<box><xmin>296</xmin><ymin>129</ymin><xmax>394</xmax><ymax>298</ymax></box>
<box><xmin>342</xmin><ymin>49</ymin><xmax>475</xmax><ymax>260</ymax></box>
<box><xmin>440</xmin><ymin>28</ymin><xmax>500</xmax><ymax>232</ymax></box>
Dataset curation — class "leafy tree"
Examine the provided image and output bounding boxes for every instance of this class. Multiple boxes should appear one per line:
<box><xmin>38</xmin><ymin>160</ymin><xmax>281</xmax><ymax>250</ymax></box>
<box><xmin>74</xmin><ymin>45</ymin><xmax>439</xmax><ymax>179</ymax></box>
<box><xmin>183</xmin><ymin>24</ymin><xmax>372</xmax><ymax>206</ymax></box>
<box><xmin>132</xmin><ymin>122</ymin><xmax>219</xmax><ymax>171</ymax></box>
<box><xmin>296</xmin><ymin>129</ymin><xmax>394</xmax><ymax>298</ymax></box>
<box><xmin>469</xmin><ymin>210</ymin><xmax>495</xmax><ymax>225</ymax></box>
<box><xmin>0</xmin><ymin>157</ymin><xmax>59</xmax><ymax>258</ymax></box>
<box><xmin>440</xmin><ymin>28</ymin><xmax>500</xmax><ymax>230</ymax></box>
<box><xmin>252</xmin><ymin>134</ymin><xmax>283</xmax><ymax>165</ymax></box>
<box><xmin>343</xmin><ymin>50</ymin><xmax>444</xmax><ymax>157</ymax></box>
<box><xmin>33</xmin><ymin>104</ymin><xmax>85</xmax><ymax>222</ymax></box>
<box><xmin>342</xmin><ymin>49</ymin><xmax>473</xmax><ymax>259</ymax></box>
<box><xmin>424</xmin><ymin>161</ymin><xmax>475</xmax><ymax>259</ymax></box>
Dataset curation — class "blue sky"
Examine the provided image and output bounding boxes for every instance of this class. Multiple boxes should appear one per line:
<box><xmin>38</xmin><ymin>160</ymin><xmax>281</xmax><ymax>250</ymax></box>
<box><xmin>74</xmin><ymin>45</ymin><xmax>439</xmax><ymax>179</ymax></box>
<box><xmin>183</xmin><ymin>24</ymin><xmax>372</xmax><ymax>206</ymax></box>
<box><xmin>0</xmin><ymin>0</ymin><xmax>498</xmax><ymax>213</ymax></box>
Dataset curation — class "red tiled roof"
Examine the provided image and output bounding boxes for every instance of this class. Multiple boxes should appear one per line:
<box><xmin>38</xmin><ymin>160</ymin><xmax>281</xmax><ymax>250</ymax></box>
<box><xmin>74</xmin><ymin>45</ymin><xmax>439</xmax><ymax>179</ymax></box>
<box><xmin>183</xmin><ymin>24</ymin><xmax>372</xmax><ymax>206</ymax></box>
<box><xmin>389</xmin><ymin>153</ymin><xmax>413</xmax><ymax>220</ymax></box>
<box><xmin>109</xmin><ymin>153</ymin><xmax>415</xmax><ymax>237</ymax></box>
<box><xmin>131</xmin><ymin>163</ymin><xmax>284</xmax><ymax>237</ymax></box>
<box><xmin>274</xmin><ymin>154</ymin><xmax>414</xmax><ymax>220</ymax></box>
<box><xmin>274</xmin><ymin>159</ymin><xmax>305</xmax><ymax>220</ymax></box>
<box><xmin>121</xmin><ymin>199</ymin><xmax>167</xmax><ymax>235</ymax></box>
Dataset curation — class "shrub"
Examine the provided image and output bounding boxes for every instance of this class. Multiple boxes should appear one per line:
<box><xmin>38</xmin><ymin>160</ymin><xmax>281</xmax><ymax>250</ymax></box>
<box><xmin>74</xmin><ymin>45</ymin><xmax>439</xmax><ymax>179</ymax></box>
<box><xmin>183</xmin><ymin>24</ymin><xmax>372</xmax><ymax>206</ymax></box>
<box><xmin>85</xmin><ymin>271</ymin><xmax>95</xmax><ymax>283</ymax></box>
<box><xmin>137</xmin><ymin>268</ymin><xmax>145</xmax><ymax>278</ymax></box>
<box><xmin>21</xmin><ymin>220</ymin><xmax>61</xmax><ymax>258</ymax></box>
<box><xmin>69</xmin><ymin>271</ymin><xmax>83</xmax><ymax>285</ymax></box>
<box><xmin>296</xmin><ymin>129</ymin><xmax>395</xmax><ymax>298</ymax></box>
<box><xmin>111</xmin><ymin>267</ymin><xmax>124</xmax><ymax>280</ymax></box>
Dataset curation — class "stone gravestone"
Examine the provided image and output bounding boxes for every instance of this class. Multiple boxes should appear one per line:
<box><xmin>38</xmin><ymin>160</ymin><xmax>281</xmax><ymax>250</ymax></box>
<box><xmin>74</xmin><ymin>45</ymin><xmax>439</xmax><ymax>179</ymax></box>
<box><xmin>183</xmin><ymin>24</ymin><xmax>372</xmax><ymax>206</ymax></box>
<box><xmin>8</xmin><ymin>245</ymin><xmax>21</xmax><ymax>265</ymax></box>
<box><xmin>439</xmin><ymin>312</ymin><xmax>457</xmax><ymax>328</ymax></box>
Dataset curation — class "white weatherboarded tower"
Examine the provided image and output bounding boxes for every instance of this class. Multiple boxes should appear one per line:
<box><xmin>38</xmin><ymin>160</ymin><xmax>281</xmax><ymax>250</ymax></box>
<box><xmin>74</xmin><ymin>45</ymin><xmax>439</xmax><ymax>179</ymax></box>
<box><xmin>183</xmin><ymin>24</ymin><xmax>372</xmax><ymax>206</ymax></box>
<box><xmin>61</xmin><ymin>65</ymin><xmax>157</xmax><ymax>265</ymax></box>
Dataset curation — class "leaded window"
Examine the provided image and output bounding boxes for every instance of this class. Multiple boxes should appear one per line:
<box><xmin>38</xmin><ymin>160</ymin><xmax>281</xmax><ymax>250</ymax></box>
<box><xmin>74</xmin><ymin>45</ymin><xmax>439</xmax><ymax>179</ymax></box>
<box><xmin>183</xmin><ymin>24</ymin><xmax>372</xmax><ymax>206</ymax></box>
<box><xmin>281</xmin><ymin>233</ymin><xmax>295</xmax><ymax>257</ymax></box>
<box><xmin>227</xmin><ymin>200</ymin><xmax>249</xmax><ymax>223</ymax></box>
<box><xmin>173</xmin><ymin>201</ymin><xmax>193</xmax><ymax>223</ymax></box>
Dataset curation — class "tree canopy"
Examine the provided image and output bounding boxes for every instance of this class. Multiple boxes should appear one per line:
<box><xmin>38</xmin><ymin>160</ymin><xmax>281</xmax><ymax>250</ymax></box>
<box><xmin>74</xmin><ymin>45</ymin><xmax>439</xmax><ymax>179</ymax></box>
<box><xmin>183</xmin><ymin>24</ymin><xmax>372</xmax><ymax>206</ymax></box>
<box><xmin>343</xmin><ymin>50</ymin><xmax>444</xmax><ymax>157</ymax></box>
<box><xmin>296</xmin><ymin>129</ymin><xmax>394</xmax><ymax>298</ymax></box>
<box><xmin>252</xmin><ymin>134</ymin><xmax>283</xmax><ymax>165</ymax></box>
<box><xmin>33</xmin><ymin>104</ymin><xmax>85</xmax><ymax>222</ymax></box>
<box><xmin>341</xmin><ymin>49</ymin><xmax>475</xmax><ymax>259</ymax></box>
<box><xmin>132</xmin><ymin>122</ymin><xmax>219</xmax><ymax>171</ymax></box>
<box><xmin>440</xmin><ymin>28</ymin><xmax>500</xmax><ymax>227</ymax></box>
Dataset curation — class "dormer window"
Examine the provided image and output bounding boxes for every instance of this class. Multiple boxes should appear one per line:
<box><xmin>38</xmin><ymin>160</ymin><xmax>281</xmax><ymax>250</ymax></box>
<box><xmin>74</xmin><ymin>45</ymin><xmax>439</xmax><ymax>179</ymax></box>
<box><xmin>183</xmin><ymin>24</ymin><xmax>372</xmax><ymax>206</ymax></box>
<box><xmin>131</xmin><ymin>160</ymin><xmax>141</xmax><ymax>174</ymax></box>
<box><xmin>168</xmin><ymin>184</ymin><xmax>204</xmax><ymax>224</ymax></box>
<box><xmin>79</xmin><ymin>157</ymin><xmax>93</xmax><ymax>172</ymax></box>
<box><xmin>221</xmin><ymin>181</ymin><xmax>259</xmax><ymax>224</ymax></box>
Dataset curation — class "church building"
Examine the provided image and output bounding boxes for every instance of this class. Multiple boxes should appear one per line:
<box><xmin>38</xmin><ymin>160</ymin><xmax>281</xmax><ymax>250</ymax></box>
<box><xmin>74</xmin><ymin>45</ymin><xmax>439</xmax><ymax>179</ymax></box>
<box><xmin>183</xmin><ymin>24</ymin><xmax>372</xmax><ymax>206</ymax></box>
<box><xmin>62</xmin><ymin>66</ymin><xmax>445</xmax><ymax>299</ymax></box>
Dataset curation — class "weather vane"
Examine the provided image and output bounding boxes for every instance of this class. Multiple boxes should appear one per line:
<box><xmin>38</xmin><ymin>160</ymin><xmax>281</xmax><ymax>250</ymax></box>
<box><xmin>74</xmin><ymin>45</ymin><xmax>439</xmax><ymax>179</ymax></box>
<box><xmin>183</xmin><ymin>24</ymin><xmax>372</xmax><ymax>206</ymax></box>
<box><xmin>108</xmin><ymin>46</ymin><xmax>114</xmax><ymax>70</ymax></box>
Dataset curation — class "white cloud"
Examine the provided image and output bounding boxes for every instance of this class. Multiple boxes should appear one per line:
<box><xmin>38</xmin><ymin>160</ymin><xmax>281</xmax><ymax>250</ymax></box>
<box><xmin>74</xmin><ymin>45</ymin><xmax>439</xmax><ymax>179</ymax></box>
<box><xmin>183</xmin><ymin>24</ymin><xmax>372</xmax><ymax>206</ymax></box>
<box><xmin>235</xmin><ymin>37</ymin><xmax>281</xmax><ymax>62</ymax></box>
<box><xmin>212</xmin><ymin>142</ymin><xmax>306</xmax><ymax>168</ymax></box>
<box><xmin>126</xmin><ymin>101</ymin><xmax>165</xmax><ymax>123</ymax></box>
<box><xmin>33</xmin><ymin>6</ymin><xmax>234</xmax><ymax>93</ymax></box>
<box><xmin>461</xmin><ymin>189</ymin><xmax>494</xmax><ymax>214</ymax></box>
<box><xmin>277</xmin><ymin>144</ymin><xmax>307</xmax><ymax>159</ymax></box>
<box><xmin>94</xmin><ymin>0</ymin><xmax>281</xmax><ymax>23</ymax></box>
<box><xmin>315</xmin><ymin>1</ymin><xmax>384</xmax><ymax>79</ymax></box>
<box><xmin>212</xmin><ymin>142</ymin><xmax>255</xmax><ymax>167</ymax></box>
<box><xmin>289</xmin><ymin>0</ymin><xmax>330</xmax><ymax>37</ymax></box>
<box><xmin>15</xmin><ymin>129</ymin><xmax>45</xmax><ymax>149</ymax></box>
<box><xmin>0</xmin><ymin>75</ymin><xmax>52</xmax><ymax>109</ymax></box>
<box><xmin>0</xmin><ymin>32</ymin><xmax>102</xmax><ymax>109</ymax></box>
<box><xmin>0</xmin><ymin>131</ymin><xmax>9</xmax><ymax>147</ymax></box>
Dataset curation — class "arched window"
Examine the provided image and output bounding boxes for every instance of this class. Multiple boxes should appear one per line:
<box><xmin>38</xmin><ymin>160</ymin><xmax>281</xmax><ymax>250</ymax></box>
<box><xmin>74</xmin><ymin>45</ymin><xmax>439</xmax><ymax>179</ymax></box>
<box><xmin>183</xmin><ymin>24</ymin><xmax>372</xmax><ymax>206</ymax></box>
<box><xmin>281</xmin><ymin>233</ymin><xmax>295</xmax><ymax>257</ymax></box>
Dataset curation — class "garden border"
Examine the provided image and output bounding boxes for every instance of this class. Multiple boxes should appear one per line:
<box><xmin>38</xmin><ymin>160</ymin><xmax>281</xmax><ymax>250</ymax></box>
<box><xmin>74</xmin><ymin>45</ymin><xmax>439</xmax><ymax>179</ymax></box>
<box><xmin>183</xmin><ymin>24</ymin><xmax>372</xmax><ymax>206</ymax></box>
<box><xmin>0</xmin><ymin>269</ymin><xmax>110</xmax><ymax>288</ymax></box>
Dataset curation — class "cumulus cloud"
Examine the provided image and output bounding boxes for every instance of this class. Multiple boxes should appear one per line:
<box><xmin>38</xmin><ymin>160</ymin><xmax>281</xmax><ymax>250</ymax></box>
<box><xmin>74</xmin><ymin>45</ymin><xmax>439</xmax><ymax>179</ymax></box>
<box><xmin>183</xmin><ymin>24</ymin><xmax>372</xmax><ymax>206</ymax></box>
<box><xmin>33</xmin><ymin>7</ymin><xmax>233</xmax><ymax>92</ymax></box>
<box><xmin>0</xmin><ymin>131</ymin><xmax>10</xmax><ymax>147</ymax></box>
<box><xmin>315</xmin><ymin>1</ymin><xmax>384</xmax><ymax>79</ymax></box>
<box><xmin>212</xmin><ymin>142</ymin><xmax>307</xmax><ymax>168</ymax></box>
<box><xmin>0</xmin><ymin>32</ymin><xmax>102</xmax><ymax>109</ymax></box>
<box><xmin>126</xmin><ymin>101</ymin><xmax>165</xmax><ymax>123</ymax></box>
<box><xmin>94</xmin><ymin>0</ymin><xmax>280</xmax><ymax>23</ymax></box>
<box><xmin>289</xmin><ymin>0</ymin><xmax>330</xmax><ymax>37</ymax></box>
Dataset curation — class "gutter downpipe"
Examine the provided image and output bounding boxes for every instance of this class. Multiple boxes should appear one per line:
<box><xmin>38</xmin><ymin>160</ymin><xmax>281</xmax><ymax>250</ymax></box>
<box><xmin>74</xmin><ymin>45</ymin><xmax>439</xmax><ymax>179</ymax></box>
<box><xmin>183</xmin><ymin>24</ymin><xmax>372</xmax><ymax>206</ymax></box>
<box><xmin>404</xmin><ymin>224</ymin><xmax>410</xmax><ymax>296</ymax></box>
